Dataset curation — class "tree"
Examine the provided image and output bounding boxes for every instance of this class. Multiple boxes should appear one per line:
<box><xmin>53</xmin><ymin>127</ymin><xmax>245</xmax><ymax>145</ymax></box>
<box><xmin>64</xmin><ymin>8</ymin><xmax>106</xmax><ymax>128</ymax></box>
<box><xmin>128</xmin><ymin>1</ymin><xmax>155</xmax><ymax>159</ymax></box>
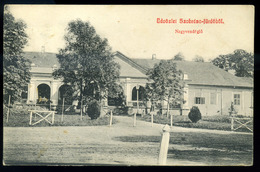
<box><xmin>211</xmin><ymin>54</ymin><xmax>233</xmax><ymax>72</ymax></box>
<box><xmin>146</xmin><ymin>60</ymin><xmax>184</xmax><ymax>117</ymax></box>
<box><xmin>3</xmin><ymin>6</ymin><xmax>30</xmax><ymax>104</ymax></box>
<box><xmin>192</xmin><ymin>55</ymin><xmax>205</xmax><ymax>62</ymax></box>
<box><xmin>230</xmin><ymin>49</ymin><xmax>253</xmax><ymax>78</ymax></box>
<box><xmin>173</xmin><ymin>52</ymin><xmax>185</xmax><ymax>61</ymax></box>
<box><xmin>53</xmin><ymin>19</ymin><xmax>120</xmax><ymax>118</ymax></box>
<box><xmin>211</xmin><ymin>49</ymin><xmax>253</xmax><ymax>77</ymax></box>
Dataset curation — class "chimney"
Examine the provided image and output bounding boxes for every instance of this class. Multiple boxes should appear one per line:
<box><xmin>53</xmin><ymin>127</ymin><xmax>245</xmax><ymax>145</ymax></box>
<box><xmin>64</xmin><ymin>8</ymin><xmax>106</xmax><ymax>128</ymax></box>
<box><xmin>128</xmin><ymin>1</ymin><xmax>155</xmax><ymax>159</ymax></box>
<box><xmin>41</xmin><ymin>46</ymin><xmax>45</xmax><ymax>54</ymax></box>
<box><xmin>184</xmin><ymin>73</ymin><xmax>188</xmax><ymax>80</ymax></box>
<box><xmin>152</xmin><ymin>54</ymin><xmax>156</xmax><ymax>60</ymax></box>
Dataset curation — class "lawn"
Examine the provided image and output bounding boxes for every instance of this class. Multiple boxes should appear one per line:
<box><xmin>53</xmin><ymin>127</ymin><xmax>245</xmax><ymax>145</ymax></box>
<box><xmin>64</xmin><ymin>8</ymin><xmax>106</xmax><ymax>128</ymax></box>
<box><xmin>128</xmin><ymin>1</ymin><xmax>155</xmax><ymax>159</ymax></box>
<box><xmin>3</xmin><ymin>105</ymin><xmax>115</xmax><ymax>127</ymax></box>
<box><xmin>138</xmin><ymin>114</ymin><xmax>253</xmax><ymax>133</ymax></box>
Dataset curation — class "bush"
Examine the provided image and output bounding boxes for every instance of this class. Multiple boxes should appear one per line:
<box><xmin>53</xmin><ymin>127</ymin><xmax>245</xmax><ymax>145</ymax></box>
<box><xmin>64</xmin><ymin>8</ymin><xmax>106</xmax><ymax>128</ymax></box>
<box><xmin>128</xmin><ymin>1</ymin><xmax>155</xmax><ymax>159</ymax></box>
<box><xmin>87</xmin><ymin>100</ymin><xmax>101</xmax><ymax>120</ymax></box>
<box><xmin>188</xmin><ymin>106</ymin><xmax>202</xmax><ymax>123</ymax></box>
<box><xmin>112</xmin><ymin>106</ymin><xmax>129</xmax><ymax>116</ymax></box>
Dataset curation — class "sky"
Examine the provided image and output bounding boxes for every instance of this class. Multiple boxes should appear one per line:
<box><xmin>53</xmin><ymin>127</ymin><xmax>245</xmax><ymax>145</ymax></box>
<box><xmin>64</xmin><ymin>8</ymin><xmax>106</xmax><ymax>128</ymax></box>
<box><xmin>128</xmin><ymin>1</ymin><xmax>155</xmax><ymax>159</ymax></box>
<box><xmin>8</xmin><ymin>5</ymin><xmax>254</xmax><ymax>61</ymax></box>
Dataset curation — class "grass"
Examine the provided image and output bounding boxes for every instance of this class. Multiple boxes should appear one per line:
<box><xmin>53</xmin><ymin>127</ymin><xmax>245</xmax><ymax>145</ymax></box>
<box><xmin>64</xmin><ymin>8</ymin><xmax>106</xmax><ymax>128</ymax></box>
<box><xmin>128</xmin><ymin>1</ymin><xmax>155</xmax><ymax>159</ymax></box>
<box><xmin>3</xmin><ymin>105</ymin><xmax>115</xmax><ymax>127</ymax></box>
<box><xmin>138</xmin><ymin>114</ymin><xmax>253</xmax><ymax>132</ymax></box>
<box><xmin>113</xmin><ymin>131</ymin><xmax>253</xmax><ymax>165</ymax></box>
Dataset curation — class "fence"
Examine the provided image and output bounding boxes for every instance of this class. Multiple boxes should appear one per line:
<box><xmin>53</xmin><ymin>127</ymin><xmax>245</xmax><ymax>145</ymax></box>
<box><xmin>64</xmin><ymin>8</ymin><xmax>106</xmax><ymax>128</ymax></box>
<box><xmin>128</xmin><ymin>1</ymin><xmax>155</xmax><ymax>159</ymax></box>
<box><xmin>230</xmin><ymin>116</ymin><xmax>253</xmax><ymax>132</ymax></box>
<box><xmin>29</xmin><ymin>110</ymin><xmax>55</xmax><ymax>126</ymax></box>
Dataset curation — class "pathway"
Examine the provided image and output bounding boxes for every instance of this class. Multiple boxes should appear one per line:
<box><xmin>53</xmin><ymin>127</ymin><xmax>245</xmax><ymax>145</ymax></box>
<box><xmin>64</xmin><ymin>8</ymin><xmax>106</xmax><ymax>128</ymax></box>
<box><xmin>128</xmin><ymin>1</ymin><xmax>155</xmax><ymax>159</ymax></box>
<box><xmin>3</xmin><ymin>115</ymin><xmax>252</xmax><ymax>166</ymax></box>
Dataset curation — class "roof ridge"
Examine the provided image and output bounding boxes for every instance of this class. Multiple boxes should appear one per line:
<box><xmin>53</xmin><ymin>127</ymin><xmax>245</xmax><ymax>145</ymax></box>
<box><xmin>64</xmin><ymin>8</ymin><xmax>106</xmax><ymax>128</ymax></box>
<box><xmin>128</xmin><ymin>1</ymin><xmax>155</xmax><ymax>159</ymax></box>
<box><xmin>113</xmin><ymin>51</ymin><xmax>148</xmax><ymax>74</ymax></box>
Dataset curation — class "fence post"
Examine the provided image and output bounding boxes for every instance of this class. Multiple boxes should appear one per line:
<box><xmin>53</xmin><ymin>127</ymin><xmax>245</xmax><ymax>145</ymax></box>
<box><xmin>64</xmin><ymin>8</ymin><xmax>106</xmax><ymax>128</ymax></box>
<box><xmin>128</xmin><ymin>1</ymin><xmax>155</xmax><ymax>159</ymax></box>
<box><xmin>29</xmin><ymin>111</ymin><xmax>32</xmax><ymax>125</ymax></box>
<box><xmin>133</xmin><ymin>113</ymin><xmax>136</xmax><ymax>127</ymax></box>
<box><xmin>6</xmin><ymin>95</ymin><xmax>11</xmax><ymax>123</ymax></box>
<box><xmin>52</xmin><ymin>111</ymin><xmax>55</xmax><ymax>124</ymax></box>
<box><xmin>158</xmin><ymin>124</ymin><xmax>170</xmax><ymax>165</ymax></box>
<box><xmin>170</xmin><ymin>113</ymin><xmax>173</xmax><ymax>127</ymax></box>
<box><xmin>80</xmin><ymin>99</ymin><xmax>83</xmax><ymax>121</ymax></box>
<box><xmin>109</xmin><ymin>110</ymin><xmax>113</xmax><ymax>126</ymax></box>
<box><xmin>151</xmin><ymin>112</ymin><xmax>154</xmax><ymax>127</ymax></box>
<box><xmin>61</xmin><ymin>98</ymin><xmax>65</xmax><ymax>122</ymax></box>
<box><xmin>231</xmin><ymin>117</ymin><xmax>234</xmax><ymax>131</ymax></box>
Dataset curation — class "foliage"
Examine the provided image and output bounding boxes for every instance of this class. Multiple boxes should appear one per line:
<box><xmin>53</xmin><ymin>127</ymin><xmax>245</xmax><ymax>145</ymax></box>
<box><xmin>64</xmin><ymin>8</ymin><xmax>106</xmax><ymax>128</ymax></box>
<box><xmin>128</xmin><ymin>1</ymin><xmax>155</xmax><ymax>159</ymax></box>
<box><xmin>202</xmin><ymin>115</ymin><xmax>231</xmax><ymax>123</ymax></box>
<box><xmin>230</xmin><ymin>49</ymin><xmax>254</xmax><ymax>77</ymax></box>
<box><xmin>87</xmin><ymin>100</ymin><xmax>101</xmax><ymax>120</ymax></box>
<box><xmin>3</xmin><ymin>6</ymin><xmax>31</xmax><ymax>104</ymax></box>
<box><xmin>192</xmin><ymin>55</ymin><xmax>205</xmax><ymax>62</ymax></box>
<box><xmin>173</xmin><ymin>52</ymin><xmax>185</xmax><ymax>61</ymax></box>
<box><xmin>211</xmin><ymin>49</ymin><xmax>253</xmax><ymax>78</ymax></box>
<box><xmin>52</xmin><ymin>19</ymin><xmax>121</xmax><ymax>106</ymax></box>
<box><xmin>146</xmin><ymin>60</ymin><xmax>185</xmax><ymax>116</ymax></box>
<box><xmin>112</xmin><ymin>106</ymin><xmax>129</xmax><ymax>116</ymax></box>
<box><xmin>188</xmin><ymin>106</ymin><xmax>202</xmax><ymax>123</ymax></box>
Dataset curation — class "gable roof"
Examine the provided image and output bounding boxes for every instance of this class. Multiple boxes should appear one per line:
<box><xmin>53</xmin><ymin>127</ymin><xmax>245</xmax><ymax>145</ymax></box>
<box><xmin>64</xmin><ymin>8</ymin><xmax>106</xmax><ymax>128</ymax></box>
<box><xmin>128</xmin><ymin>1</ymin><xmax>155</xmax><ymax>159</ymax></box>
<box><xmin>132</xmin><ymin>58</ymin><xmax>253</xmax><ymax>88</ymax></box>
<box><xmin>24</xmin><ymin>51</ymin><xmax>148</xmax><ymax>78</ymax></box>
<box><xmin>24</xmin><ymin>51</ymin><xmax>253</xmax><ymax>88</ymax></box>
<box><xmin>113</xmin><ymin>54</ymin><xmax>147</xmax><ymax>78</ymax></box>
<box><xmin>23</xmin><ymin>52</ymin><xmax>60</xmax><ymax>68</ymax></box>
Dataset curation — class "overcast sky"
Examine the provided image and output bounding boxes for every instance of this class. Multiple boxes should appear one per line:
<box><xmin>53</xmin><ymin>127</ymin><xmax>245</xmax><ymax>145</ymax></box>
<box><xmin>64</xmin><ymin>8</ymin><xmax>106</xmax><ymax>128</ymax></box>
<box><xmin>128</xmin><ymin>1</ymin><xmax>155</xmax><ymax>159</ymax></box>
<box><xmin>8</xmin><ymin>5</ymin><xmax>254</xmax><ymax>61</ymax></box>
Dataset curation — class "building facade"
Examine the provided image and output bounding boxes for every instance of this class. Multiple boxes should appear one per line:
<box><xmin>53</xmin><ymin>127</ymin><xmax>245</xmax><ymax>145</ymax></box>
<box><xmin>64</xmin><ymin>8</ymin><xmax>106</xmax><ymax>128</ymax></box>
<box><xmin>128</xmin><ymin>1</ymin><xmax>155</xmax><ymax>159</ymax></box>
<box><xmin>25</xmin><ymin>51</ymin><xmax>253</xmax><ymax>116</ymax></box>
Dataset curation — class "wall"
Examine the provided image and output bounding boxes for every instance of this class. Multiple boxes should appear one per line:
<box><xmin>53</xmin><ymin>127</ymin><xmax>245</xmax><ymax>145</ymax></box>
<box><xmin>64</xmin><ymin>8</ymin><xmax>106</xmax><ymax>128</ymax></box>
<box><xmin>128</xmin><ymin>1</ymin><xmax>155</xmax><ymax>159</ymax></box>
<box><xmin>27</xmin><ymin>72</ymin><xmax>63</xmax><ymax>105</ymax></box>
<box><xmin>119</xmin><ymin>77</ymin><xmax>148</xmax><ymax>106</ymax></box>
<box><xmin>187</xmin><ymin>85</ymin><xmax>253</xmax><ymax>117</ymax></box>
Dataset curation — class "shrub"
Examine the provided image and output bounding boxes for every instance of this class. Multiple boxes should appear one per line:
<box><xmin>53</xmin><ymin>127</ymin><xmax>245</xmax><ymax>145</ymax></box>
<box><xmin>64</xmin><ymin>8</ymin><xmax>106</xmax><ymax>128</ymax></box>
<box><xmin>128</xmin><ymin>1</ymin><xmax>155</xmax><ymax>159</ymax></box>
<box><xmin>87</xmin><ymin>100</ymin><xmax>101</xmax><ymax>120</ymax></box>
<box><xmin>188</xmin><ymin>106</ymin><xmax>202</xmax><ymax>123</ymax></box>
<box><xmin>113</xmin><ymin>106</ymin><xmax>129</xmax><ymax>116</ymax></box>
<box><xmin>127</xmin><ymin>107</ymin><xmax>134</xmax><ymax>115</ymax></box>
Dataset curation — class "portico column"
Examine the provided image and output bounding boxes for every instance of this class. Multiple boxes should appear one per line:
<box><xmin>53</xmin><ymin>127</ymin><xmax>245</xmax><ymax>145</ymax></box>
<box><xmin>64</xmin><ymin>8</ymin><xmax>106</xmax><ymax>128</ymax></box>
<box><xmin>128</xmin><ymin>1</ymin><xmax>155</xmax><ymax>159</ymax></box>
<box><xmin>27</xmin><ymin>82</ymin><xmax>37</xmax><ymax>104</ymax></box>
<box><xmin>50</xmin><ymin>81</ymin><xmax>59</xmax><ymax>105</ymax></box>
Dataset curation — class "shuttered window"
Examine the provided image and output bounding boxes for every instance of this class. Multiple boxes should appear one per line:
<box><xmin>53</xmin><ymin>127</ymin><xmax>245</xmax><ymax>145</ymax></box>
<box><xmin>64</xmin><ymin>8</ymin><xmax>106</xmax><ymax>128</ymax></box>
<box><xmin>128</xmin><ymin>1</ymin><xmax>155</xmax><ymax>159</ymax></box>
<box><xmin>234</xmin><ymin>94</ymin><xmax>240</xmax><ymax>105</ymax></box>
<box><xmin>195</xmin><ymin>97</ymin><xmax>205</xmax><ymax>104</ymax></box>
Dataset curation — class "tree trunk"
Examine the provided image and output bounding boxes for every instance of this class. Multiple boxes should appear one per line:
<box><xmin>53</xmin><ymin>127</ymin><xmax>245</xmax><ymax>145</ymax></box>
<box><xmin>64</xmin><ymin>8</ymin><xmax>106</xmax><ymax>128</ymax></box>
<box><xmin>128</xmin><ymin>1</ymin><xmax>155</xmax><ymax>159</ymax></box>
<box><xmin>97</xmin><ymin>84</ymin><xmax>102</xmax><ymax>117</ymax></box>
<box><xmin>80</xmin><ymin>79</ymin><xmax>83</xmax><ymax>120</ymax></box>
<box><xmin>167</xmin><ymin>98</ymin><xmax>170</xmax><ymax>118</ymax></box>
<box><xmin>180</xmin><ymin>99</ymin><xmax>183</xmax><ymax>116</ymax></box>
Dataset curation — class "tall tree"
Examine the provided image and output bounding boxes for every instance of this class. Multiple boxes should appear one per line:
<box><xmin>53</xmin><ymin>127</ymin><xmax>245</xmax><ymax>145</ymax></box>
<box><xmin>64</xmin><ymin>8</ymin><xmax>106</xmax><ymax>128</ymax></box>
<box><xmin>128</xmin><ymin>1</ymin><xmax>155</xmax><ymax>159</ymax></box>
<box><xmin>211</xmin><ymin>54</ymin><xmax>233</xmax><ymax>72</ymax></box>
<box><xmin>230</xmin><ymin>49</ymin><xmax>253</xmax><ymax>78</ymax></box>
<box><xmin>173</xmin><ymin>52</ymin><xmax>185</xmax><ymax>61</ymax></box>
<box><xmin>53</xmin><ymin>19</ymin><xmax>120</xmax><ymax>117</ymax></box>
<box><xmin>192</xmin><ymin>55</ymin><xmax>205</xmax><ymax>62</ymax></box>
<box><xmin>146</xmin><ymin>60</ymin><xmax>184</xmax><ymax>117</ymax></box>
<box><xmin>3</xmin><ymin>6</ymin><xmax>30</xmax><ymax>104</ymax></box>
<box><xmin>211</xmin><ymin>49</ymin><xmax>253</xmax><ymax>77</ymax></box>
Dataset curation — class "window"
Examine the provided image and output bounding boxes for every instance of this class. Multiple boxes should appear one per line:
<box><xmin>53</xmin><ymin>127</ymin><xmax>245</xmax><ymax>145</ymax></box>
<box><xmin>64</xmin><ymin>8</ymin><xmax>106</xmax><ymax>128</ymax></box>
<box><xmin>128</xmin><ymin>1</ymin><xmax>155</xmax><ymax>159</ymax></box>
<box><xmin>195</xmin><ymin>97</ymin><xmax>205</xmax><ymax>104</ymax></box>
<box><xmin>234</xmin><ymin>94</ymin><xmax>240</xmax><ymax>105</ymax></box>
<box><xmin>210</xmin><ymin>92</ymin><xmax>217</xmax><ymax>104</ymax></box>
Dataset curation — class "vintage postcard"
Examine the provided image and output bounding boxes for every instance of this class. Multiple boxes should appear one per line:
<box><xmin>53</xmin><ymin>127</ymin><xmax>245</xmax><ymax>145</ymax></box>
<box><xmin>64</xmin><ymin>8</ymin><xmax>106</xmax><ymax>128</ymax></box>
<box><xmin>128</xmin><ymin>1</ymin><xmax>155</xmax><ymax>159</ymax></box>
<box><xmin>3</xmin><ymin>5</ymin><xmax>254</xmax><ymax>166</ymax></box>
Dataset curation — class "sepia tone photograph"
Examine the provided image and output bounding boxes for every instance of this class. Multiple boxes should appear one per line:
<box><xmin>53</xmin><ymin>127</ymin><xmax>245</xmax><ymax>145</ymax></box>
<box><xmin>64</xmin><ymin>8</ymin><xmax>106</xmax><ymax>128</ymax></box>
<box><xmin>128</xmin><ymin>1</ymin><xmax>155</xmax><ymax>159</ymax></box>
<box><xmin>3</xmin><ymin>5</ymin><xmax>254</xmax><ymax>166</ymax></box>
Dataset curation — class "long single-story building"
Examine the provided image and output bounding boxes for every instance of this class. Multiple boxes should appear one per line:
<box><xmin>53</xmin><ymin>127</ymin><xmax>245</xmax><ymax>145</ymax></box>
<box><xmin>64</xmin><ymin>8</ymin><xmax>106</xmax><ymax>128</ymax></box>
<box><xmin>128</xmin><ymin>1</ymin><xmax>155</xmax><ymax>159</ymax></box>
<box><xmin>23</xmin><ymin>51</ymin><xmax>253</xmax><ymax>117</ymax></box>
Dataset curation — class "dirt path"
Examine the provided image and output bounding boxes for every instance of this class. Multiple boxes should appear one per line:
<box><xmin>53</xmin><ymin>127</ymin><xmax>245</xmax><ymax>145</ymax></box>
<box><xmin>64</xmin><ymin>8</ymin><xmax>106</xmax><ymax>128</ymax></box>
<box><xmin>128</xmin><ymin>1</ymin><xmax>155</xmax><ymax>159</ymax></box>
<box><xmin>3</xmin><ymin>116</ymin><xmax>252</xmax><ymax>166</ymax></box>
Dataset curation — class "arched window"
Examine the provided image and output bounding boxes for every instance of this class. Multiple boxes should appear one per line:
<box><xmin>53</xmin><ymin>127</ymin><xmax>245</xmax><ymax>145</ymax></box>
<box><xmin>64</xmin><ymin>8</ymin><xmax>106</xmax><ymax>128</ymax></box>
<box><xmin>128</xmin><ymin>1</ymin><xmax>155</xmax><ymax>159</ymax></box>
<box><xmin>37</xmin><ymin>84</ymin><xmax>50</xmax><ymax>104</ymax></box>
<box><xmin>108</xmin><ymin>85</ymin><xmax>125</xmax><ymax>106</ymax></box>
<box><xmin>132</xmin><ymin>86</ymin><xmax>145</xmax><ymax>101</ymax></box>
<box><xmin>58</xmin><ymin>84</ymin><xmax>73</xmax><ymax>105</ymax></box>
